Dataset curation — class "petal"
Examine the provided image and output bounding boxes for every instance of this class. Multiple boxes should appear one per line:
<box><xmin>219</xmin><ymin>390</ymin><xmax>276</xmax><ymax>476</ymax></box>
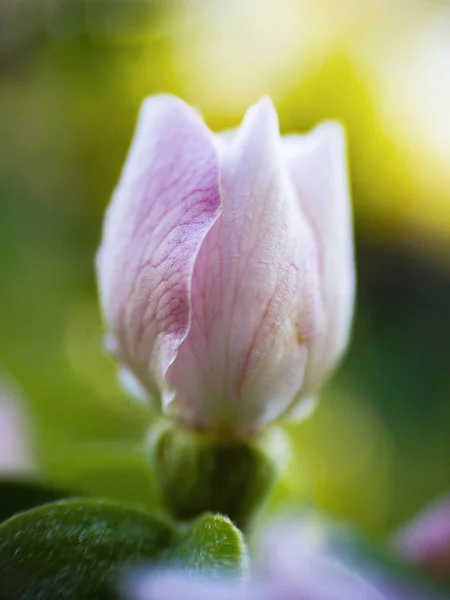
<box><xmin>283</xmin><ymin>123</ymin><xmax>355</xmax><ymax>396</ymax></box>
<box><xmin>392</xmin><ymin>493</ymin><xmax>450</xmax><ymax>583</ymax></box>
<box><xmin>127</xmin><ymin>573</ymin><xmax>246</xmax><ymax>600</ymax></box>
<box><xmin>96</xmin><ymin>95</ymin><xmax>222</xmax><ymax>404</ymax></box>
<box><xmin>167</xmin><ymin>97</ymin><xmax>323</xmax><ymax>436</ymax></box>
<box><xmin>0</xmin><ymin>382</ymin><xmax>34</xmax><ymax>475</ymax></box>
<box><xmin>258</xmin><ymin>526</ymin><xmax>385</xmax><ymax>600</ymax></box>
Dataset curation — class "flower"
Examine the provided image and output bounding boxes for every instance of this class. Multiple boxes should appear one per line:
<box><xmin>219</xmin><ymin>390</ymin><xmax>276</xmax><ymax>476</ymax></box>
<box><xmin>125</xmin><ymin>526</ymin><xmax>384</xmax><ymax>600</ymax></box>
<box><xmin>97</xmin><ymin>95</ymin><xmax>354</xmax><ymax>437</ymax></box>
<box><xmin>392</xmin><ymin>493</ymin><xmax>450</xmax><ymax>584</ymax></box>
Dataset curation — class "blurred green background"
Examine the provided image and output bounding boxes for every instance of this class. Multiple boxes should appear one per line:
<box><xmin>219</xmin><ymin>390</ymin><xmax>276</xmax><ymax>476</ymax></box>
<box><xmin>1</xmin><ymin>0</ymin><xmax>450</xmax><ymax>536</ymax></box>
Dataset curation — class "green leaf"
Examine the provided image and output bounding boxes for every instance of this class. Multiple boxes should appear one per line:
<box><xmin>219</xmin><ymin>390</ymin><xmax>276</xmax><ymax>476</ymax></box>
<box><xmin>0</xmin><ymin>478</ymin><xmax>68</xmax><ymax>523</ymax></box>
<box><xmin>0</xmin><ymin>499</ymin><xmax>176</xmax><ymax>599</ymax></box>
<box><xmin>0</xmin><ymin>499</ymin><xmax>247</xmax><ymax>599</ymax></box>
<box><xmin>166</xmin><ymin>513</ymin><xmax>248</xmax><ymax>578</ymax></box>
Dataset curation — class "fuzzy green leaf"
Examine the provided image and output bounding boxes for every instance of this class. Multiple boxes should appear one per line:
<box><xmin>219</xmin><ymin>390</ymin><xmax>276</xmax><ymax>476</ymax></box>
<box><xmin>166</xmin><ymin>513</ymin><xmax>248</xmax><ymax>577</ymax></box>
<box><xmin>0</xmin><ymin>499</ymin><xmax>247</xmax><ymax>599</ymax></box>
<box><xmin>0</xmin><ymin>499</ymin><xmax>175</xmax><ymax>599</ymax></box>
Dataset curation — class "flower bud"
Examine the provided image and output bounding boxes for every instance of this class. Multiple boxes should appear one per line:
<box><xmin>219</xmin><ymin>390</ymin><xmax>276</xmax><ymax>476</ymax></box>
<box><xmin>97</xmin><ymin>95</ymin><xmax>355</xmax><ymax>438</ymax></box>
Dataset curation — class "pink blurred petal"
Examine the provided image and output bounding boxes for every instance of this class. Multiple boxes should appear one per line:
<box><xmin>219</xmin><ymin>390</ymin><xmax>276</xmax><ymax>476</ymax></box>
<box><xmin>258</xmin><ymin>524</ymin><xmax>385</xmax><ymax>600</ymax></box>
<box><xmin>0</xmin><ymin>385</ymin><xmax>34</xmax><ymax>474</ymax></box>
<box><xmin>128</xmin><ymin>573</ymin><xmax>248</xmax><ymax>600</ymax></box>
<box><xmin>167</xmin><ymin>98</ymin><xmax>323</xmax><ymax>435</ymax></box>
<box><xmin>283</xmin><ymin>124</ymin><xmax>355</xmax><ymax>398</ymax></box>
<box><xmin>392</xmin><ymin>493</ymin><xmax>450</xmax><ymax>583</ymax></box>
<box><xmin>127</xmin><ymin>526</ymin><xmax>385</xmax><ymax>600</ymax></box>
<box><xmin>97</xmin><ymin>95</ymin><xmax>222</xmax><ymax>406</ymax></box>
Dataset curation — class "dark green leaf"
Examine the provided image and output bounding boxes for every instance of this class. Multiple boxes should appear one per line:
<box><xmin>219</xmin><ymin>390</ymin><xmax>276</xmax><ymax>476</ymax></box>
<box><xmin>0</xmin><ymin>498</ymin><xmax>176</xmax><ymax>600</ymax></box>
<box><xmin>0</xmin><ymin>499</ymin><xmax>247</xmax><ymax>600</ymax></box>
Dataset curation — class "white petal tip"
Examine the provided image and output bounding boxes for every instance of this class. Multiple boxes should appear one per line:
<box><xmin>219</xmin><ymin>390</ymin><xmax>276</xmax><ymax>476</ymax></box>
<box><xmin>241</xmin><ymin>96</ymin><xmax>279</xmax><ymax>137</ymax></box>
<box><xmin>282</xmin><ymin>120</ymin><xmax>347</xmax><ymax>165</ymax></box>
<box><xmin>311</xmin><ymin>121</ymin><xmax>346</xmax><ymax>151</ymax></box>
<box><xmin>139</xmin><ymin>94</ymin><xmax>207</xmax><ymax>134</ymax></box>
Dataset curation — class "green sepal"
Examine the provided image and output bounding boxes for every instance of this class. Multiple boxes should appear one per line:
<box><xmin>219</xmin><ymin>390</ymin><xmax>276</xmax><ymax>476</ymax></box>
<box><xmin>0</xmin><ymin>498</ymin><xmax>247</xmax><ymax>599</ymax></box>
<box><xmin>146</xmin><ymin>418</ymin><xmax>287</xmax><ymax>530</ymax></box>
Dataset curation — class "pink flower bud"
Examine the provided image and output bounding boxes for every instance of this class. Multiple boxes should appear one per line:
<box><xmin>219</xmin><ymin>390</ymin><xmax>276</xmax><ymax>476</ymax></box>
<box><xmin>97</xmin><ymin>95</ymin><xmax>355</xmax><ymax>437</ymax></box>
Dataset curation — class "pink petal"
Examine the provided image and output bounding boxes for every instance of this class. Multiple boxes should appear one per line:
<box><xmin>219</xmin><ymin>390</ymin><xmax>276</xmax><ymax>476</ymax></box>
<box><xmin>127</xmin><ymin>573</ymin><xmax>247</xmax><ymax>600</ymax></box>
<box><xmin>283</xmin><ymin>124</ymin><xmax>355</xmax><ymax>396</ymax></box>
<box><xmin>392</xmin><ymin>493</ymin><xmax>450</xmax><ymax>583</ymax></box>
<box><xmin>167</xmin><ymin>98</ymin><xmax>323</xmax><ymax>436</ymax></box>
<box><xmin>0</xmin><ymin>386</ymin><xmax>34</xmax><ymax>475</ymax></box>
<box><xmin>97</xmin><ymin>95</ymin><xmax>222</xmax><ymax>405</ymax></box>
<box><xmin>259</xmin><ymin>527</ymin><xmax>385</xmax><ymax>600</ymax></box>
